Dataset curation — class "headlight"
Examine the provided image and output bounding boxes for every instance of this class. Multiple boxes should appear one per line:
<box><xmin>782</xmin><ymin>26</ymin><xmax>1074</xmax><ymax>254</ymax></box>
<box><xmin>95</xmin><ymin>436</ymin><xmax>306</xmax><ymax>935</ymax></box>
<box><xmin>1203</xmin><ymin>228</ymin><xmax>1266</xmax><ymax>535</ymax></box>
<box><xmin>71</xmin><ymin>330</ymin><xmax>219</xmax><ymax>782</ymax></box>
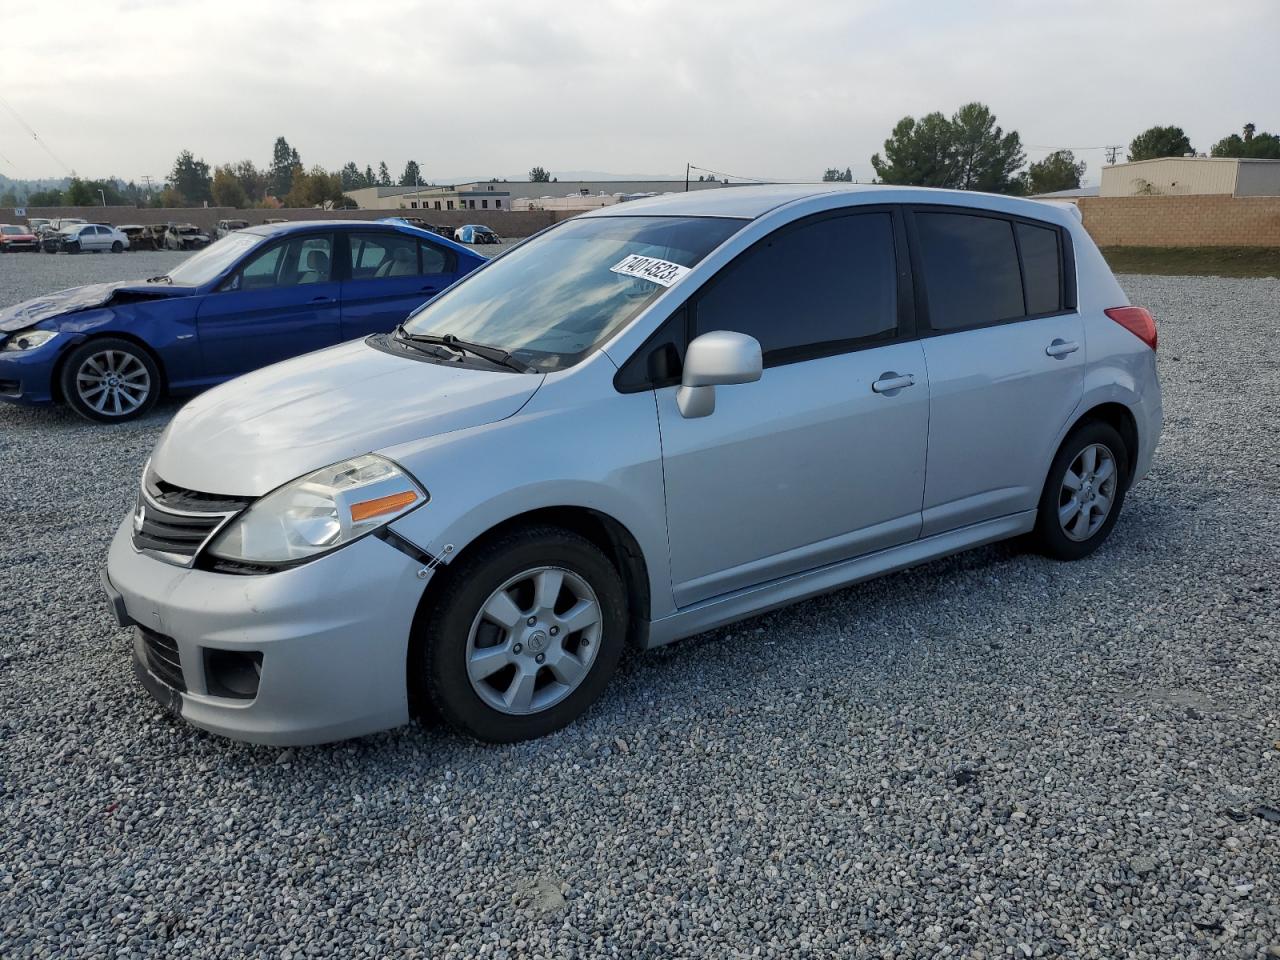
<box><xmin>3</xmin><ymin>329</ymin><xmax>58</xmax><ymax>351</ymax></box>
<box><xmin>207</xmin><ymin>454</ymin><xmax>426</xmax><ymax>565</ymax></box>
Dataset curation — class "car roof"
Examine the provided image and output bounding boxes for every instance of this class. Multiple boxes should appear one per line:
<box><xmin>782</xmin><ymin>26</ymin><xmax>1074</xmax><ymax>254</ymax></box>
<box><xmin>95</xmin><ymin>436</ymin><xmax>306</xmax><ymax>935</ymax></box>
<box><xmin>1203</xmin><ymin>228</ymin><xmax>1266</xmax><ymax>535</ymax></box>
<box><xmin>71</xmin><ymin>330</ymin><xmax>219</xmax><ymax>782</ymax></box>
<box><xmin>577</xmin><ymin>183</ymin><xmax>1077</xmax><ymax>224</ymax></box>
<box><xmin>243</xmin><ymin>219</ymin><xmax>440</xmax><ymax>238</ymax></box>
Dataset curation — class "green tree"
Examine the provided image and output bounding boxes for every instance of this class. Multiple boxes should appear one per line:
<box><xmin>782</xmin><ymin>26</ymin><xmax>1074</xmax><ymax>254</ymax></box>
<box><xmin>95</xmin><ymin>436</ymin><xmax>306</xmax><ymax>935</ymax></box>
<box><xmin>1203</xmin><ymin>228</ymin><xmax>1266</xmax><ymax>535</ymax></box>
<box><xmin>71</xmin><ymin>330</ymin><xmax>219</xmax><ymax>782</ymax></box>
<box><xmin>399</xmin><ymin>160</ymin><xmax>422</xmax><ymax>186</ymax></box>
<box><xmin>283</xmin><ymin>165</ymin><xmax>349</xmax><ymax>209</ymax></box>
<box><xmin>211</xmin><ymin>165</ymin><xmax>248</xmax><ymax>208</ymax></box>
<box><xmin>821</xmin><ymin>167</ymin><xmax>853</xmax><ymax>182</ymax></box>
<box><xmin>364</xmin><ymin>164</ymin><xmax>376</xmax><ymax>186</ymax></box>
<box><xmin>871</xmin><ymin>111</ymin><xmax>960</xmax><ymax>187</ymax></box>
<box><xmin>1128</xmin><ymin>125</ymin><xmax>1193</xmax><ymax>161</ymax></box>
<box><xmin>872</xmin><ymin>103</ymin><xmax>1023</xmax><ymax>193</ymax></box>
<box><xmin>28</xmin><ymin>188</ymin><xmax>63</xmax><ymax>205</ymax></box>
<box><xmin>169</xmin><ymin>150</ymin><xmax>212</xmax><ymax>204</ymax></box>
<box><xmin>1025</xmin><ymin>149</ymin><xmax>1086</xmax><ymax>194</ymax></box>
<box><xmin>949</xmin><ymin>103</ymin><xmax>1025</xmax><ymax>192</ymax></box>
<box><xmin>529</xmin><ymin>166</ymin><xmax>551</xmax><ymax>182</ymax></box>
<box><xmin>0</xmin><ymin>189</ymin><xmax>17</xmax><ymax>207</ymax></box>
<box><xmin>1210</xmin><ymin>123</ymin><xmax>1280</xmax><ymax>159</ymax></box>
<box><xmin>340</xmin><ymin>162</ymin><xmax>366</xmax><ymax>190</ymax></box>
<box><xmin>65</xmin><ymin>178</ymin><xmax>96</xmax><ymax>205</ymax></box>
<box><xmin>269</xmin><ymin>136</ymin><xmax>301</xmax><ymax>198</ymax></box>
<box><xmin>377</xmin><ymin>162</ymin><xmax>392</xmax><ymax>186</ymax></box>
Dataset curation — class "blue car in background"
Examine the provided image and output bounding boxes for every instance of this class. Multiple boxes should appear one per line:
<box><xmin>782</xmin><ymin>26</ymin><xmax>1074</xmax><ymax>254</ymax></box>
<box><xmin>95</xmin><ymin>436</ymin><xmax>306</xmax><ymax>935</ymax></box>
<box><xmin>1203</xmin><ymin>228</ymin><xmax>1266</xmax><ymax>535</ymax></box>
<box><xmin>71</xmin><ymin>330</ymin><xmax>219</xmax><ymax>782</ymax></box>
<box><xmin>0</xmin><ymin>220</ymin><xmax>486</xmax><ymax>422</ymax></box>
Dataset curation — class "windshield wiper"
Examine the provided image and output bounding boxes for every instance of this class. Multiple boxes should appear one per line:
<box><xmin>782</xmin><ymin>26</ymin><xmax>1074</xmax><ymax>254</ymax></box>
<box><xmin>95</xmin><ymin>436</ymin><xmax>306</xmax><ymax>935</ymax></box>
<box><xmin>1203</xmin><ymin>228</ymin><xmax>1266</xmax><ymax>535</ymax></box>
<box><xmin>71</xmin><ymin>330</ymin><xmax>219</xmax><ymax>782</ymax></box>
<box><xmin>395</xmin><ymin>327</ymin><xmax>531</xmax><ymax>373</ymax></box>
<box><xmin>146</xmin><ymin>275</ymin><xmax>172</xmax><ymax>284</ymax></box>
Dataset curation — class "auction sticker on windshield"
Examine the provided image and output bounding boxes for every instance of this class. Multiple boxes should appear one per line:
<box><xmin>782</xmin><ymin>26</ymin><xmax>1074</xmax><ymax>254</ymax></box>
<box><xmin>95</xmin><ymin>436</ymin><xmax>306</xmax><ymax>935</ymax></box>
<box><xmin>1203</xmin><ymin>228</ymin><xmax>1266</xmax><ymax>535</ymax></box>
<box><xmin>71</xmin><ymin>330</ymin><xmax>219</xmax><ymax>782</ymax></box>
<box><xmin>609</xmin><ymin>253</ymin><xmax>690</xmax><ymax>288</ymax></box>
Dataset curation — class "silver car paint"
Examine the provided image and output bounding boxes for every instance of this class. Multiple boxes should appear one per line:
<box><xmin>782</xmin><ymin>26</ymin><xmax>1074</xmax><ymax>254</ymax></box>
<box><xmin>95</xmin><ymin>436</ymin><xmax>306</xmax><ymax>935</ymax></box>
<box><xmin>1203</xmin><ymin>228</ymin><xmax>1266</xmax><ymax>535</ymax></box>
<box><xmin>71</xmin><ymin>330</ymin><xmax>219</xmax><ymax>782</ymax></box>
<box><xmin>150</xmin><ymin>337</ymin><xmax>545</xmax><ymax>496</ymax></box>
<box><xmin>109</xmin><ymin>184</ymin><xmax>1162</xmax><ymax>744</ymax></box>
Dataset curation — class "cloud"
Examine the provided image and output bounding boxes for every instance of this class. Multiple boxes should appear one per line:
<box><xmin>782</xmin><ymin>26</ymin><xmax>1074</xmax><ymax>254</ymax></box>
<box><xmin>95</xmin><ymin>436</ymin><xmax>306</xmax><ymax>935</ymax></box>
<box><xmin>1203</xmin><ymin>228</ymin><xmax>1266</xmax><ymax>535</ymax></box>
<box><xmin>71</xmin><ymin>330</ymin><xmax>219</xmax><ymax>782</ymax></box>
<box><xmin>0</xmin><ymin>0</ymin><xmax>1275</xmax><ymax>184</ymax></box>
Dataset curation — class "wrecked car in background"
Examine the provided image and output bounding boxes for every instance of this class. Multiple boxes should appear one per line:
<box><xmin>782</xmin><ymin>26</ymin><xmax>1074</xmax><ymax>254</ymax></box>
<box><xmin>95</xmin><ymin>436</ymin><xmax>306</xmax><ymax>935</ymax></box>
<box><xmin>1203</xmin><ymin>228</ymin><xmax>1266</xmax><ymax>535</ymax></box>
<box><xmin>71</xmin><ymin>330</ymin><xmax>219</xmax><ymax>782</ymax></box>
<box><xmin>454</xmin><ymin>223</ymin><xmax>501</xmax><ymax>245</ymax></box>
<box><xmin>216</xmin><ymin>219</ymin><xmax>250</xmax><ymax>240</ymax></box>
<box><xmin>118</xmin><ymin>225</ymin><xmax>162</xmax><ymax>251</ymax></box>
<box><xmin>163</xmin><ymin>224</ymin><xmax>212</xmax><ymax>251</ymax></box>
<box><xmin>0</xmin><ymin>219</ymin><xmax>485</xmax><ymax>422</ymax></box>
<box><xmin>0</xmin><ymin>224</ymin><xmax>41</xmax><ymax>252</ymax></box>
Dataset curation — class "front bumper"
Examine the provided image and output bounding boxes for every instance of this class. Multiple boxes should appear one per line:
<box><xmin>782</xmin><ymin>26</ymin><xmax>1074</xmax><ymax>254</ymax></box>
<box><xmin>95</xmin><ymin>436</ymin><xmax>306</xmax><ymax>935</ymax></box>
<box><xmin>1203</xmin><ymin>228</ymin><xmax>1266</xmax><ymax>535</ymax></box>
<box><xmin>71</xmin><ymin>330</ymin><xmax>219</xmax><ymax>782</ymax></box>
<box><xmin>0</xmin><ymin>342</ymin><xmax>59</xmax><ymax>405</ymax></box>
<box><xmin>104</xmin><ymin>518</ymin><xmax>431</xmax><ymax>745</ymax></box>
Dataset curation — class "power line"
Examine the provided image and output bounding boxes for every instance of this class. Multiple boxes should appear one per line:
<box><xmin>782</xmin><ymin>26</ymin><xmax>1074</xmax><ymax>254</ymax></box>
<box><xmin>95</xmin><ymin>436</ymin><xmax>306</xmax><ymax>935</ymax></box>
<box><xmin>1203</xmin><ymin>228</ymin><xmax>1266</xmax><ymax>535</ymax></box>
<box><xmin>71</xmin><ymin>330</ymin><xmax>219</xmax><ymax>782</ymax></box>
<box><xmin>687</xmin><ymin>163</ymin><xmax>773</xmax><ymax>184</ymax></box>
<box><xmin>0</xmin><ymin>93</ymin><xmax>74</xmax><ymax>176</ymax></box>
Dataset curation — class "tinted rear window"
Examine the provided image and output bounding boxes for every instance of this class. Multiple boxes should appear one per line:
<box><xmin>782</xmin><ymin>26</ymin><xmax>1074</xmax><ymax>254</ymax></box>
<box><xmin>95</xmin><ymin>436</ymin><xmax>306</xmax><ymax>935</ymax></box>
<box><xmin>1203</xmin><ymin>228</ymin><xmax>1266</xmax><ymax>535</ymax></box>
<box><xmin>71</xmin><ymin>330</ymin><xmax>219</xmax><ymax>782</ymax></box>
<box><xmin>694</xmin><ymin>212</ymin><xmax>898</xmax><ymax>363</ymax></box>
<box><xmin>1017</xmin><ymin>222</ymin><xmax>1062</xmax><ymax>315</ymax></box>
<box><xmin>916</xmin><ymin>212</ymin><xmax>1024</xmax><ymax>330</ymax></box>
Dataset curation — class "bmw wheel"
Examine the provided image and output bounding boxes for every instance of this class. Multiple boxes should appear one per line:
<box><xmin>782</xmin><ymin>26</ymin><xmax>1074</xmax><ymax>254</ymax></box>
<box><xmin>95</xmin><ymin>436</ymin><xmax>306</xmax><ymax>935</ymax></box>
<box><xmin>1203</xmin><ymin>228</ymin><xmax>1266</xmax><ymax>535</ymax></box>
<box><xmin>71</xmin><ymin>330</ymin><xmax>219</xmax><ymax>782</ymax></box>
<box><xmin>60</xmin><ymin>337</ymin><xmax>161</xmax><ymax>423</ymax></box>
<box><xmin>1033</xmin><ymin>420</ymin><xmax>1130</xmax><ymax>561</ymax></box>
<box><xmin>416</xmin><ymin>525</ymin><xmax>627</xmax><ymax>742</ymax></box>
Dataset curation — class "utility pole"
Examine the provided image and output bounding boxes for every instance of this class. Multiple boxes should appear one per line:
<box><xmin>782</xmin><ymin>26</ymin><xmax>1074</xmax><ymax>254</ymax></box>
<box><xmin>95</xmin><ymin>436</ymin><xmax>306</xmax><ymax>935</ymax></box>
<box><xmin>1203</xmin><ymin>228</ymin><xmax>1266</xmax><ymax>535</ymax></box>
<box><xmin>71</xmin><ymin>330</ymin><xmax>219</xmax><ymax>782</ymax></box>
<box><xmin>1104</xmin><ymin>146</ymin><xmax>1122</xmax><ymax>165</ymax></box>
<box><xmin>685</xmin><ymin>162</ymin><xmax>690</xmax><ymax>192</ymax></box>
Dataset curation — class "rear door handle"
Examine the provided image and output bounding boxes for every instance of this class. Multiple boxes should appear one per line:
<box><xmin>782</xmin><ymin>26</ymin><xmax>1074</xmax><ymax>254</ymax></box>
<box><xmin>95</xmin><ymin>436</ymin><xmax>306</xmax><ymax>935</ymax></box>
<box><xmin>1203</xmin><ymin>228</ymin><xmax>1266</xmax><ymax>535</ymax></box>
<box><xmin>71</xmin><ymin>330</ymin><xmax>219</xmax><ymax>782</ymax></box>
<box><xmin>1045</xmin><ymin>339</ymin><xmax>1079</xmax><ymax>358</ymax></box>
<box><xmin>872</xmin><ymin>372</ymin><xmax>916</xmax><ymax>394</ymax></box>
<box><xmin>310</xmin><ymin>295</ymin><xmax>334</xmax><ymax>304</ymax></box>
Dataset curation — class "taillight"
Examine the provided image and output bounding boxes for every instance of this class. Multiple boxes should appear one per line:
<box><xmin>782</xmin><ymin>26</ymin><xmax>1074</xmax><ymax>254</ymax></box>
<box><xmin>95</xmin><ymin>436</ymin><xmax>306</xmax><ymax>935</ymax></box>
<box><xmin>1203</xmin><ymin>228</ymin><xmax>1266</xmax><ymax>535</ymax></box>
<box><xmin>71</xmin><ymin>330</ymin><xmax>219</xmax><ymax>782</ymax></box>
<box><xmin>1105</xmin><ymin>306</ymin><xmax>1157</xmax><ymax>351</ymax></box>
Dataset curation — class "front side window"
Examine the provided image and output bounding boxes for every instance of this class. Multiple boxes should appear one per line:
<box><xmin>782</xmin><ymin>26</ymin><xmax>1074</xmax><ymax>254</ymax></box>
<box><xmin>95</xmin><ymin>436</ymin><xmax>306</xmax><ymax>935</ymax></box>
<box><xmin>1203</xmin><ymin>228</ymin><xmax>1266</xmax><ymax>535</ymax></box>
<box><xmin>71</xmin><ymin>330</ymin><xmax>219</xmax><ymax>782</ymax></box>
<box><xmin>166</xmin><ymin>232</ymin><xmax>261</xmax><ymax>286</ymax></box>
<box><xmin>694</xmin><ymin>212</ymin><xmax>898</xmax><ymax>364</ymax></box>
<box><xmin>915</xmin><ymin>212</ymin><xmax>1024</xmax><ymax>330</ymax></box>
<box><xmin>403</xmin><ymin>215</ymin><xmax>743</xmax><ymax>371</ymax></box>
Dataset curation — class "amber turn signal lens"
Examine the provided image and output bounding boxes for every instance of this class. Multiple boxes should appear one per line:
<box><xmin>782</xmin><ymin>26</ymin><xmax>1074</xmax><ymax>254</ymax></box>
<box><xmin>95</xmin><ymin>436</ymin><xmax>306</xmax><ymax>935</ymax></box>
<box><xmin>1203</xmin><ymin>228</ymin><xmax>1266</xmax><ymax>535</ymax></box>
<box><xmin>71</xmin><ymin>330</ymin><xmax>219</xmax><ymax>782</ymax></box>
<box><xmin>349</xmin><ymin>490</ymin><xmax>419</xmax><ymax>523</ymax></box>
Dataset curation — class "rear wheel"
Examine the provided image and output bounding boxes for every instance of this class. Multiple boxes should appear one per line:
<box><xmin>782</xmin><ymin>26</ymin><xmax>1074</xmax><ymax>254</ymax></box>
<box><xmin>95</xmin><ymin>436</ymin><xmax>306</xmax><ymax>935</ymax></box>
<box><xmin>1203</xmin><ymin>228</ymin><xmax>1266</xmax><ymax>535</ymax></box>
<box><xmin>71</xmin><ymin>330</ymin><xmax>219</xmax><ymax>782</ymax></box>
<box><xmin>416</xmin><ymin>526</ymin><xmax>627</xmax><ymax>742</ymax></box>
<box><xmin>59</xmin><ymin>338</ymin><xmax>161</xmax><ymax>423</ymax></box>
<box><xmin>1032</xmin><ymin>421</ymin><xmax>1129</xmax><ymax>561</ymax></box>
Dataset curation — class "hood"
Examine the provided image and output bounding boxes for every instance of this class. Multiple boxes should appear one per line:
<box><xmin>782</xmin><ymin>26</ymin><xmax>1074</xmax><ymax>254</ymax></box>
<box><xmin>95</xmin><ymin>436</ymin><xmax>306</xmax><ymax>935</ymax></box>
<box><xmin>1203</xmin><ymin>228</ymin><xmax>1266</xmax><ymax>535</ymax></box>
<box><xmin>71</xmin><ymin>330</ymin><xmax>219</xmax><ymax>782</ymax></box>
<box><xmin>149</xmin><ymin>338</ymin><xmax>544</xmax><ymax>496</ymax></box>
<box><xmin>0</xmin><ymin>281</ymin><xmax>190</xmax><ymax>332</ymax></box>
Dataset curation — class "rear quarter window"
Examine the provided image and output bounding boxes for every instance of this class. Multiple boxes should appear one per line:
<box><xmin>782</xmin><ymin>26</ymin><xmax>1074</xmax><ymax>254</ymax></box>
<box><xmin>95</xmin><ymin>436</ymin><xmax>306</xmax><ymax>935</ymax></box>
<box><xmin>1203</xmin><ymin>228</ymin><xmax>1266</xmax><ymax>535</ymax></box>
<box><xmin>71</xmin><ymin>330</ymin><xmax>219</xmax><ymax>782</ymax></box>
<box><xmin>1017</xmin><ymin>222</ymin><xmax>1063</xmax><ymax>315</ymax></box>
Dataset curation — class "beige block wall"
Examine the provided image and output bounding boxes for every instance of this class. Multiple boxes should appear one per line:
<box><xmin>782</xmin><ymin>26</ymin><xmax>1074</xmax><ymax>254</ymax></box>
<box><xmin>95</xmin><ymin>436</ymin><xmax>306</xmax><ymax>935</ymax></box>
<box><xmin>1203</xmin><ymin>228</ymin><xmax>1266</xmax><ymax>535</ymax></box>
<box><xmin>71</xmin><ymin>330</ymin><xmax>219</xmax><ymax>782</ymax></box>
<box><xmin>1078</xmin><ymin>196</ymin><xmax>1280</xmax><ymax>247</ymax></box>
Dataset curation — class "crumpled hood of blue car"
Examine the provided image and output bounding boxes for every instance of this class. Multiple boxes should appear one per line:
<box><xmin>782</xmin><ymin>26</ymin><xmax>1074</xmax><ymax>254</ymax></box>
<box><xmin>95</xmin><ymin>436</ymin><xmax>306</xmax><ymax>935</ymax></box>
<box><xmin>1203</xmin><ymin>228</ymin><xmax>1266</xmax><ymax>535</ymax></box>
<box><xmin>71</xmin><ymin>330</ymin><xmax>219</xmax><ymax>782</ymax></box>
<box><xmin>0</xmin><ymin>281</ymin><xmax>189</xmax><ymax>332</ymax></box>
<box><xmin>149</xmin><ymin>338</ymin><xmax>545</xmax><ymax>497</ymax></box>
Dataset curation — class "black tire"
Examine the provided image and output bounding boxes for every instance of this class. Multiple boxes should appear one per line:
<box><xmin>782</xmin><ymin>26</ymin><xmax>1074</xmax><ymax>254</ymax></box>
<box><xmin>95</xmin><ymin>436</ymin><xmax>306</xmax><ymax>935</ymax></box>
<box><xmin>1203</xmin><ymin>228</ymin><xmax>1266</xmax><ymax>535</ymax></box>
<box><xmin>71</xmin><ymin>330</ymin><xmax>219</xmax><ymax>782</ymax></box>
<box><xmin>415</xmin><ymin>525</ymin><xmax>628</xmax><ymax>743</ymax></box>
<box><xmin>1032</xmin><ymin>420</ymin><xmax>1130</xmax><ymax>561</ymax></box>
<box><xmin>66</xmin><ymin>241</ymin><xmax>80</xmax><ymax>254</ymax></box>
<box><xmin>59</xmin><ymin>337</ymin><xmax>162</xmax><ymax>423</ymax></box>
<box><xmin>111</xmin><ymin>240</ymin><xmax>123</xmax><ymax>253</ymax></box>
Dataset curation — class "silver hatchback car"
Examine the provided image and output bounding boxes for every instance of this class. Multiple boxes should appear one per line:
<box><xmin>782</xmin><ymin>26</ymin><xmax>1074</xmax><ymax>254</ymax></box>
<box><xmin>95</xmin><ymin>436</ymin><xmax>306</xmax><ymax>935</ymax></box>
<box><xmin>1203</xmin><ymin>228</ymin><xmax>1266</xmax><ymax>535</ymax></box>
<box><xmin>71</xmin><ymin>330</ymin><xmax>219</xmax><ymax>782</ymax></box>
<box><xmin>104</xmin><ymin>185</ymin><xmax>1161</xmax><ymax>746</ymax></box>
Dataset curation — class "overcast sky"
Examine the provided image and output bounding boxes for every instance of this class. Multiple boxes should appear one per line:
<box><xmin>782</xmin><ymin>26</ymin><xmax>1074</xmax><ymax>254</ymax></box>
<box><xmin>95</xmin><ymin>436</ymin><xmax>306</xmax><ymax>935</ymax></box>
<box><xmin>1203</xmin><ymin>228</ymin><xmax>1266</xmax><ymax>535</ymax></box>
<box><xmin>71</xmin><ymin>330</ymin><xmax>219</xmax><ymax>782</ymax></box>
<box><xmin>1</xmin><ymin>0</ymin><xmax>1276</xmax><ymax>186</ymax></box>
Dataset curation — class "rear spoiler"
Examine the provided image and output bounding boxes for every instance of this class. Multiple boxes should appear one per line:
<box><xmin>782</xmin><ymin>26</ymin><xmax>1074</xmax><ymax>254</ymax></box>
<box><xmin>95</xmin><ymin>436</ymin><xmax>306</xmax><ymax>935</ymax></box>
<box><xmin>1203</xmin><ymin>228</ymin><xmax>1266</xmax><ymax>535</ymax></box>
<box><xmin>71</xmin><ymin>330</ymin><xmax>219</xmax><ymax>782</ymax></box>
<box><xmin>1033</xmin><ymin>199</ymin><xmax>1083</xmax><ymax>222</ymax></box>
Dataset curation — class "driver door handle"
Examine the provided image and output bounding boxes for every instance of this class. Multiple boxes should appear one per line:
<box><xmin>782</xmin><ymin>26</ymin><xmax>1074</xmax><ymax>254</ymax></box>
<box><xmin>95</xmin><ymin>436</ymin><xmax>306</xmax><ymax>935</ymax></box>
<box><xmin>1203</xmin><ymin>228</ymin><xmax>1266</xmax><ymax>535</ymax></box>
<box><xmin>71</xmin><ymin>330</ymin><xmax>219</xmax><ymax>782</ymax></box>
<box><xmin>1045</xmin><ymin>338</ymin><xmax>1079</xmax><ymax>358</ymax></box>
<box><xmin>872</xmin><ymin>373</ymin><xmax>916</xmax><ymax>394</ymax></box>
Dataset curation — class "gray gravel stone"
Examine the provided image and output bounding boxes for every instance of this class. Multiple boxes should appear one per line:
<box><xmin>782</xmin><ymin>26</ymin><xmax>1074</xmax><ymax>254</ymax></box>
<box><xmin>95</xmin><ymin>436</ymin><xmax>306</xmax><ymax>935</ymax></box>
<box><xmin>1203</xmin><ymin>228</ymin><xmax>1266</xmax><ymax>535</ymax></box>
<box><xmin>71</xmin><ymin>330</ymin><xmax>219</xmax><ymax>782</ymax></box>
<box><xmin>1</xmin><ymin>259</ymin><xmax>1278</xmax><ymax>958</ymax></box>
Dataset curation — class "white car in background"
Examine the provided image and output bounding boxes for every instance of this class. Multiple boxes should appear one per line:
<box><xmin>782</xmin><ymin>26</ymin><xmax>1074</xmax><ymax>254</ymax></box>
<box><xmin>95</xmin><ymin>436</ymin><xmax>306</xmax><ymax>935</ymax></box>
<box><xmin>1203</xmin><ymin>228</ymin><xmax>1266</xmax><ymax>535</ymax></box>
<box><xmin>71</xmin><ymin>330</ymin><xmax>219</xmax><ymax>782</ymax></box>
<box><xmin>50</xmin><ymin>223</ymin><xmax>131</xmax><ymax>254</ymax></box>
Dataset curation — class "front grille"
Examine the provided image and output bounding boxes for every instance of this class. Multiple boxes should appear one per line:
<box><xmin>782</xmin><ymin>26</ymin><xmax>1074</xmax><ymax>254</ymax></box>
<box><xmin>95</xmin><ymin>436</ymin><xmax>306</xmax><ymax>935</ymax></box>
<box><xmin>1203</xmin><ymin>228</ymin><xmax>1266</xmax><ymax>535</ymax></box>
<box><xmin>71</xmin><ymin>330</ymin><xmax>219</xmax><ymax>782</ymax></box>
<box><xmin>131</xmin><ymin>468</ymin><xmax>250</xmax><ymax>564</ymax></box>
<box><xmin>139</xmin><ymin>626</ymin><xmax>186</xmax><ymax>692</ymax></box>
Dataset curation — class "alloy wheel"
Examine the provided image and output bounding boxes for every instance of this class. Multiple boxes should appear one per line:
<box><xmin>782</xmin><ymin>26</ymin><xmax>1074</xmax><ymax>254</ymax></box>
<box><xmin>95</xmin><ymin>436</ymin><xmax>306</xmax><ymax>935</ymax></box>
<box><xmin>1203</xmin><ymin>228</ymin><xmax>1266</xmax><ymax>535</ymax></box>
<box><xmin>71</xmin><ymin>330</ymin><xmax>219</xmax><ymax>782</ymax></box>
<box><xmin>75</xmin><ymin>349</ymin><xmax>151</xmax><ymax>417</ymax></box>
<box><xmin>1058</xmin><ymin>442</ymin><xmax>1118</xmax><ymax>542</ymax></box>
<box><xmin>465</xmin><ymin>565</ymin><xmax>603</xmax><ymax>715</ymax></box>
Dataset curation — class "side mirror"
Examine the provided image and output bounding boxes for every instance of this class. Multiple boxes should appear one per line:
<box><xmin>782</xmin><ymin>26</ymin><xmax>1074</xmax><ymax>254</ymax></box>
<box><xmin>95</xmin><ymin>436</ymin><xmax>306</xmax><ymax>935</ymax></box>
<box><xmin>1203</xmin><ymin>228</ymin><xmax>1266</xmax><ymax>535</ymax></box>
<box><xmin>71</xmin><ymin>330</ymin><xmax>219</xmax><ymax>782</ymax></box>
<box><xmin>676</xmin><ymin>330</ymin><xmax>763</xmax><ymax>418</ymax></box>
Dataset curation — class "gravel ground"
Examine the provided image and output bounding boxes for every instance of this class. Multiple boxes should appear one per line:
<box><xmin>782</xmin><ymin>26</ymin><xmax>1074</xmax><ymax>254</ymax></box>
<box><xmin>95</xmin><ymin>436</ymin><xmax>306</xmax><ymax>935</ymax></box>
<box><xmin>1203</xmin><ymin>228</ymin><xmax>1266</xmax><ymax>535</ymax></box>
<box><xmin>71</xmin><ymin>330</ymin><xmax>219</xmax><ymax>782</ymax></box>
<box><xmin>1</xmin><ymin>271</ymin><xmax>1277</xmax><ymax>959</ymax></box>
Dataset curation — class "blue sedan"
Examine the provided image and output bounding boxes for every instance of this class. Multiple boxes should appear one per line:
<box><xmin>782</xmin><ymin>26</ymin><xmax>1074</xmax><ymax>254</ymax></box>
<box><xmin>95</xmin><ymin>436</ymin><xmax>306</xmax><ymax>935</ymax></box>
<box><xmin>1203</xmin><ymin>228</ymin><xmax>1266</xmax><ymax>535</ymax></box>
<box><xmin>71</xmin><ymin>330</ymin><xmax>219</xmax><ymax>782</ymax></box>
<box><xmin>0</xmin><ymin>220</ymin><xmax>487</xmax><ymax>422</ymax></box>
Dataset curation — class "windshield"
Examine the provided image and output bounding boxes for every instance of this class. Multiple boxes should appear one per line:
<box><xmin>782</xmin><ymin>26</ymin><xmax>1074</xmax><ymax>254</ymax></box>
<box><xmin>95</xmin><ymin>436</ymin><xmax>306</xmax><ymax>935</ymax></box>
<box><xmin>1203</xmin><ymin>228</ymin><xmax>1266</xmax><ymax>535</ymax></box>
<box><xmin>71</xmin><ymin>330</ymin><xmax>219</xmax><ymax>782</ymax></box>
<box><xmin>165</xmin><ymin>233</ymin><xmax>262</xmax><ymax>286</ymax></box>
<box><xmin>403</xmin><ymin>215</ymin><xmax>742</xmax><ymax>371</ymax></box>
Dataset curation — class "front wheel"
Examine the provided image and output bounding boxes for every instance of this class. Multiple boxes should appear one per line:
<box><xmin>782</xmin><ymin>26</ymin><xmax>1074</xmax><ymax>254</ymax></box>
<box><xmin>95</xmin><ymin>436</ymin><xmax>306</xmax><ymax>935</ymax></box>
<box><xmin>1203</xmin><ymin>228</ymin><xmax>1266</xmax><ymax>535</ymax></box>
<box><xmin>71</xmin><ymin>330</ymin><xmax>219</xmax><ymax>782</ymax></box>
<box><xmin>111</xmin><ymin>240</ymin><xmax>123</xmax><ymax>253</ymax></box>
<box><xmin>59</xmin><ymin>338</ymin><xmax>161</xmax><ymax>423</ymax></box>
<box><xmin>416</xmin><ymin>526</ymin><xmax>628</xmax><ymax>742</ymax></box>
<box><xmin>1032</xmin><ymin>421</ymin><xmax>1130</xmax><ymax>561</ymax></box>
